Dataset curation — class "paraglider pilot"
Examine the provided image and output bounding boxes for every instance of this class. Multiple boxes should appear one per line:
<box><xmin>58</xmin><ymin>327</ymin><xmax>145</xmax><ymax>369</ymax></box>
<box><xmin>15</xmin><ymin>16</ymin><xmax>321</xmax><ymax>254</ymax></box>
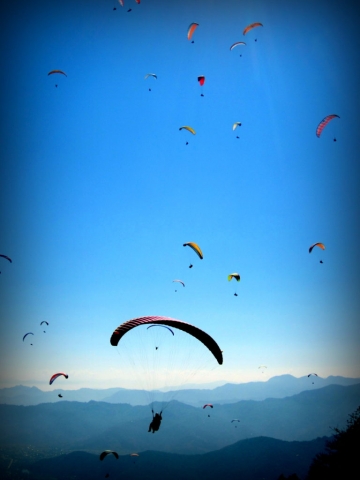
<box><xmin>148</xmin><ymin>409</ymin><xmax>162</xmax><ymax>433</ymax></box>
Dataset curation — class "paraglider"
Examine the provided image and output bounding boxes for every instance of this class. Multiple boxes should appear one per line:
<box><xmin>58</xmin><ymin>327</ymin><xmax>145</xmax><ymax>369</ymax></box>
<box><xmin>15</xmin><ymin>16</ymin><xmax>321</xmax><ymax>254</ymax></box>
<box><xmin>23</xmin><ymin>332</ymin><xmax>34</xmax><ymax>342</ymax></box>
<box><xmin>119</xmin><ymin>0</ymin><xmax>124</xmax><ymax>6</ymax></box>
<box><xmin>228</xmin><ymin>273</ymin><xmax>240</xmax><ymax>296</ymax></box>
<box><xmin>316</xmin><ymin>114</ymin><xmax>339</xmax><ymax>139</ymax></box>
<box><xmin>231</xmin><ymin>419</ymin><xmax>240</xmax><ymax>422</ymax></box>
<box><xmin>179</xmin><ymin>126</ymin><xmax>195</xmax><ymax>144</ymax></box>
<box><xmin>230</xmin><ymin>42</ymin><xmax>246</xmax><ymax>56</ymax></box>
<box><xmin>48</xmin><ymin>70</ymin><xmax>67</xmax><ymax>88</ymax></box>
<box><xmin>198</xmin><ymin>75</ymin><xmax>205</xmax><ymax>96</ymax></box>
<box><xmin>243</xmin><ymin>22</ymin><xmax>263</xmax><ymax>39</ymax></box>
<box><xmin>308</xmin><ymin>373</ymin><xmax>318</xmax><ymax>384</ymax></box>
<box><xmin>187</xmin><ymin>23</ymin><xmax>199</xmax><ymax>41</ymax></box>
<box><xmin>100</xmin><ymin>451</ymin><xmax>119</xmax><ymax>461</ymax></box>
<box><xmin>183</xmin><ymin>242</ymin><xmax>203</xmax><ymax>267</ymax></box>
<box><xmin>233</xmin><ymin>122</ymin><xmax>242</xmax><ymax>138</ymax></box>
<box><xmin>258</xmin><ymin>365</ymin><xmax>267</xmax><ymax>373</ymax></box>
<box><xmin>145</xmin><ymin>73</ymin><xmax>157</xmax><ymax>91</ymax></box>
<box><xmin>148</xmin><ymin>409</ymin><xmax>162</xmax><ymax>433</ymax></box>
<box><xmin>0</xmin><ymin>255</ymin><xmax>12</xmax><ymax>263</ymax></box>
<box><xmin>203</xmin><ymin>404</ymin><xmax>213</xmax><ymax>409</ymax></box>
<box><xmin>309</xmin><ymin>242</ymin><xmax>325</xmax><ymax>253</ymax></box>
<box><xmin>40</xmin><ymin>321</ymin><xmax>49</xmax><ymax>326</ymax></box>
<box><xmin>49</xmin><ymin>373</ymin><xmax>68</xmax><ymax>385</ymax></box>
<box><xmin>110</xmin><ymin>316</ymin><xmax>223</xmax><ymax>365</ymax></box>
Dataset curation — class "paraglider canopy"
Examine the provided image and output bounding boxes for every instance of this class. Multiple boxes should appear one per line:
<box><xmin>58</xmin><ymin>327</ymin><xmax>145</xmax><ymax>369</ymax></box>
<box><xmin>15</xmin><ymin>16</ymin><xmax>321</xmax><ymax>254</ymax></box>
<box><xmin>187</xmin><ymin>23</ymin><xmax>199</xmax><ymax>40</ymax></box>
<box><xmin>230</xmin><ymin>42</ymin><xmax>246</xmax><ymax>50</ymax></box>
<box><xmin>100</xmin><ymin>451</ymin><xmax>119</xmax><ymax>461</ymax></box>
<box><xmin>49</xmin><ymin>372</ymin><xmax>69</xmax><ymax>385</ymax></box>
<box><xmin>144</xmin><ymin>73</ymin><xmax>157</xmax><ymax>80</ymax></box>
<box><xmin>243</xmin><ymin>22</ymin><xmax>263</xmax><ymax>36</ymax></box>
<box><xmin>183</xmin><ymin>242</ymin><xmax>203</xmax><ymax>259</ymax></box>
<box><xmin>48</xmin><ymin>70</ymin><xmax>67</xmax><ymax>77</ymax></box>
<box><xmin>110</xmin><ymin>316</ymin><xmax>223</xmax><ymax>365</ymax></box>
<box><xmin>0</xmin><ymin>254</ymin><xmax>12</xmax><ymax>263</ymax></box>
<box><xmin>232</xmin><ymin>122</ymin><xmax>242</xmax><ymax>131</ymax></box>
<box><xmin>228</xmin><ymin>273</ymin><xmax>240</xmax><ymax>282</ymax></box>
<box><xmin>203</xmin><ymin>404</ymin><xmax>213</xmax><ymax>409</ymax></box>
<box><xmin>23</xmin><ymin>332</ymin><xmax>34</xmax><ymax>342</ymax></box>
<box><xmin>198</xmin><ymin>75</ymin><xmax>205</xmax><ymax>86</ymax></box>
<box><xmin>309</xmin><ymin>242</ymin><xmax>325</xmax><ymax>253</ymax></box>
<box><xmin>179</xmin><ymin>126</ymin><xmax>196</xmax><ymax>135</ymax></box>
<box><xmin>316</xmin><ymin>114</ymin><xmax>339</xmax><ymax>138</ymax></box>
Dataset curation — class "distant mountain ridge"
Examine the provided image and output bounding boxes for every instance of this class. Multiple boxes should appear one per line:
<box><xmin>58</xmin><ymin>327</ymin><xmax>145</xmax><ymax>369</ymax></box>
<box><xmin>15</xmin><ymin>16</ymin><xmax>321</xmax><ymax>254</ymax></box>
<box><xmin>2</xmin><ymin>436</ymin><xmax>329</xmax><ymax>480</ymax></box>
<box><xmin>1</xmin><ymin>374</ymin><xmax>359</xmax><ymax>406</ymax></box>
<box><xmin>1</xmin><ymin>383</ymin><xmax>359</xmax><ymax>455</ymax></box>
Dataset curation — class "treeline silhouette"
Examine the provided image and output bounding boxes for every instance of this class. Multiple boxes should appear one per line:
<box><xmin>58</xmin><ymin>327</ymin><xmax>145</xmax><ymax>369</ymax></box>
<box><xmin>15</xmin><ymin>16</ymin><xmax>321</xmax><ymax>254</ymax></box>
<box><xmin>278</xmin><ymin>405</ymin><xmax>360</xmax><ymax>480</ymax></box>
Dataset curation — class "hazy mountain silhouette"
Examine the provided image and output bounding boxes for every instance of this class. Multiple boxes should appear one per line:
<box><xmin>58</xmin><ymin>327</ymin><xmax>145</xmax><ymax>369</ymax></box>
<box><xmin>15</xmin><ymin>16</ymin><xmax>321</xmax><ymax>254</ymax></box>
<box><xmin>1</xmin><ymin>384</ymin><xmax>359</xmax><ymax>455</ymax></box>
<box><xmin>4</xmin><ymin>436</ymin><xmax>329</xmax><ymax>480</ymax></box>
<box><xmin>1</xmin><ymin>375</ymin><xmax>358</xmax><ymax>407</ymax></box>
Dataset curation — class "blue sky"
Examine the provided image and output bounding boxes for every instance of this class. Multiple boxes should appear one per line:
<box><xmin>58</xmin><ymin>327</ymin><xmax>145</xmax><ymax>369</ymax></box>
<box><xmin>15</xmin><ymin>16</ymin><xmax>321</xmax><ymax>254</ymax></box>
<box><xmin>1</xmin><ymin>0</ymin><xmax>359</xmax><ymax>391</ymax></box>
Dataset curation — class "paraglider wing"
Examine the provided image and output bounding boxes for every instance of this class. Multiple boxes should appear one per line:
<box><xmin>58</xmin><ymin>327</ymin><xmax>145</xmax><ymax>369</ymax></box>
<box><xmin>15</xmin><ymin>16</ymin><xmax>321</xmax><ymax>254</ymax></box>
<box><xmin>232</xmin><ymin>122</ymin><xmax>242</xmax><ymax>131</ymax></box>
<box><xmin>228</xmin><ymin>273</ymin><xmax>240</xmax><ymax>282</ymax></box>
<box><xmin>316</xmin><ymin>114</ymin><xmax>339</xmax><ymax>137</ymax></box>
<box><xmin>49</xmin><ymin>372</ymin><xmax>69</xmax><ymax>385</ymax></box>
<box><xmin>110</xmin><ymin>316</ymin><xmax>223</xmax><ymax>365</ymax></box>
<box><xmin>147</xmin><ymin>324</ymin><xmax>175</xmax><ymax>336</ymax></box>
<box><xmin>231</xmin><ymin>419</ymin><xmax>240</xmax><ymax>422</ymax></box>
<box><xmin>40</xmin><ymin>321</ymin><xmax>49</xmax><ymax>326</ymax></box>
<box><xmin>48</xmin><ymin>70</ymin><xmax>67</xmax><ymax>77</ymax></box>
<box><xmin>309</xmin><ymin>242</ymin><xmax>325</xmax><ymax>253</ymax></box>
<box><xmin>307</xmin><ymin>373</ymin><xmax>318</xmax><ymax>377</ymax></box>
<box><xmin>183</xmin><ymin>242</ymin><xmax>203</xmax><ymax>259</ymax></box>
<box><xmin>203</xmin><ymin>404</ymin><xmax>213</xmax><ymax>409</ymax></box>
<box><xmin>23</xmin><ymin>332</ymin><xmax>34</xmax><ymax>342</ymax></box>
<box><xmin>198</xmin><ymin>75</ymin><xmax>205</xmax><ymax>86</ymax></box>
<box><xmin>0</xmin><ymin>254</ymin><xmax>12</xmax><ymax>263</ymax></box>
<box><xmin>100</xmin><ymin>451</ymin><xmax>119</xmax><ymax>461</ymax></box>
<box><xmin>144</xmin><ymin>73</ymin><xmax>157</xmax><ymax>80</ymax></box>
<box><xmin>130</xmin><ymin>453</ymin><xmax>139</xmax><ymax>457</ymax></box>
<box><xmin>173</xmin><ymin>279</ymin><xmax>185</xmax><ymax>287</ymax></box>
<box><xmin>243</xmin><ymin>22</ymin><xmax>263</xmax><ymax>35</ymax></box>
<box><xmin>230</xmin><ymin>42</ymin><xmax>246</xmax><ymax>50</ymax></box>
<box><xmin>187</xmin><ymin>23</ymin><xmax>199</xmax><ymax>40</ymax></box>
<box><xmin>119</xmin><ymin>0</ymin><xmax>124</xmax><ymax>6</ymax></box>
<box><xmin>135</xmin><ymin>0</ymin><xmax>140</xmax><ymax>3</ymax></box>
<box><xmin>179</xmin><ymin>126</ymin><xmax>196</xmax><ymax>135</ymax></box>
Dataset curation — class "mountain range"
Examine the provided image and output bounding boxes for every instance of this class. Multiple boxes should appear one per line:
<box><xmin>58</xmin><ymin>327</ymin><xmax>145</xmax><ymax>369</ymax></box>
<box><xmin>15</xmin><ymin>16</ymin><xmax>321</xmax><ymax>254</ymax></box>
<box><xmin>1</xmin><ymin>383</ymin><xmax>359</xmax><ymax>455</ymax></box>
<box><xmin>1</xmin><ymin>436</ymin><xmax>329</xmax><ymax>480</ymax></box>
<box><xmin>1</xmin><ymin>374</ymin><xmax>359</xmax><ymax>406</ymax></box>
